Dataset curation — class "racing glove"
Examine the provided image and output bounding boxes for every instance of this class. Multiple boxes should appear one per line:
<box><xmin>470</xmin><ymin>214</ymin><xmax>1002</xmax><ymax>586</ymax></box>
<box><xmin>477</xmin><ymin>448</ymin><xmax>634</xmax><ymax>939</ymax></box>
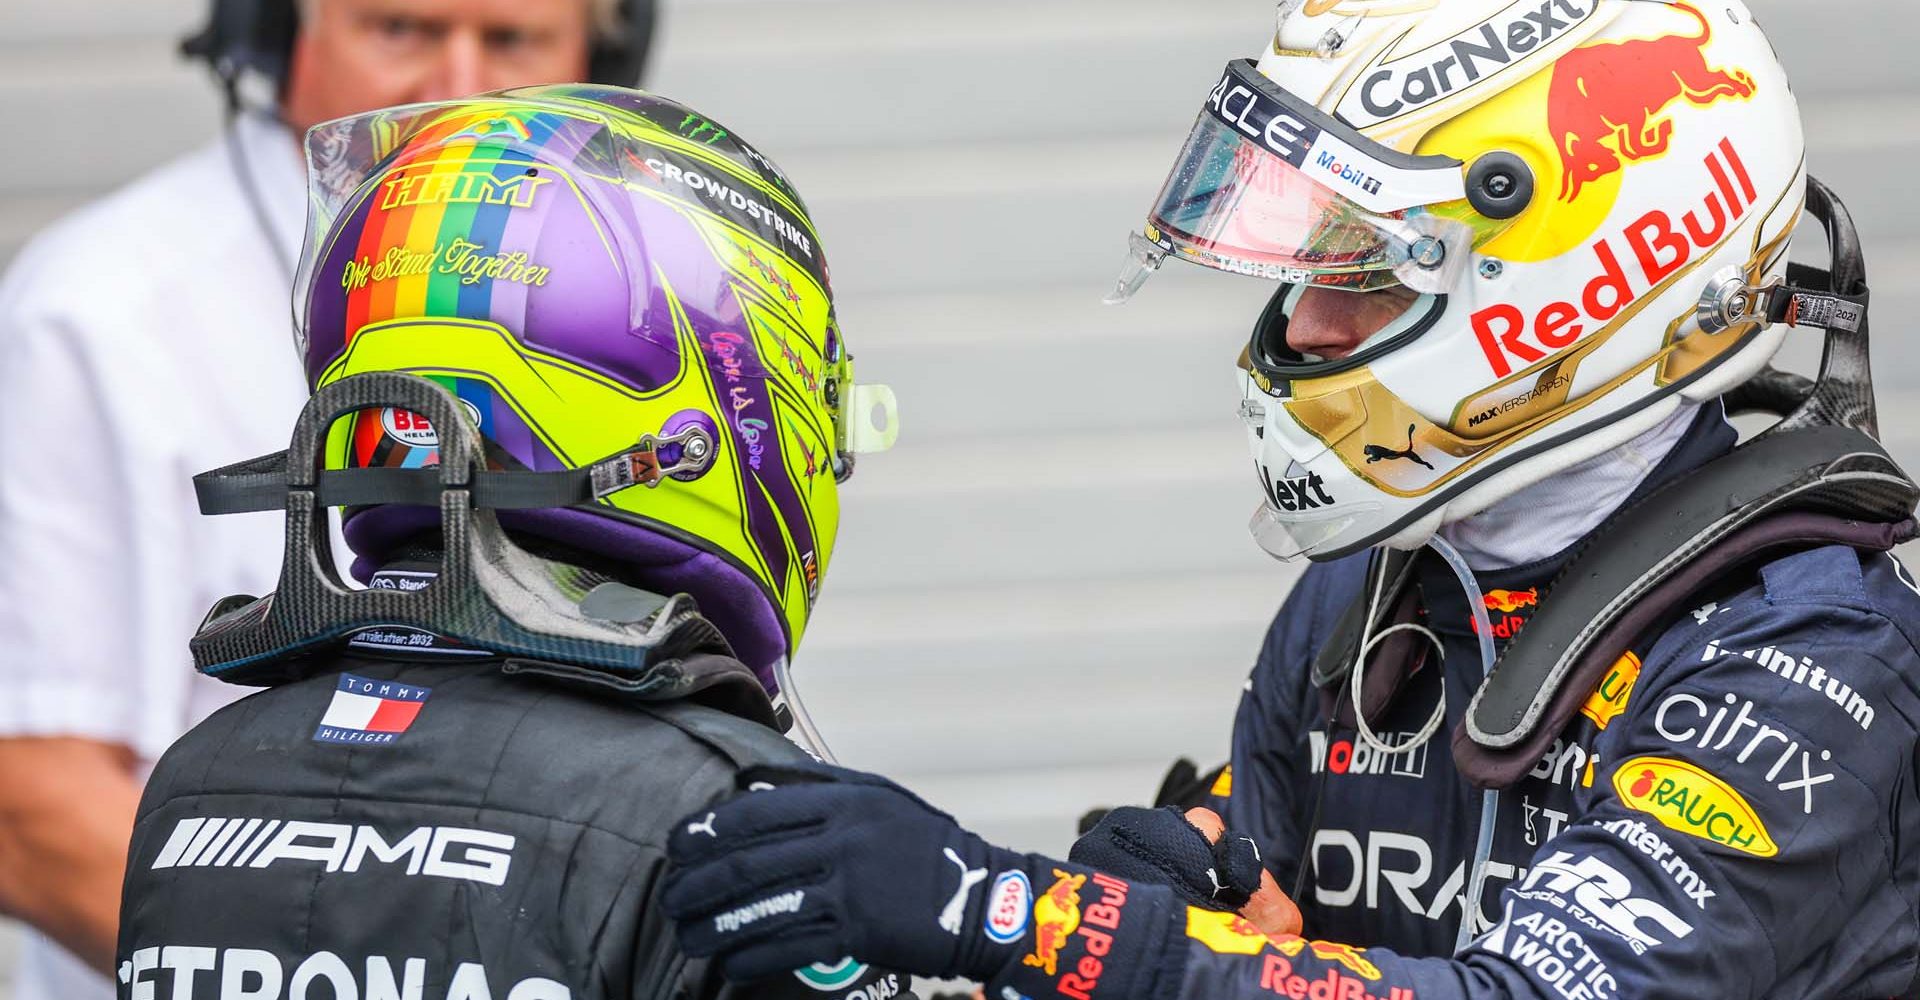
<box><xmin>1068</xmin><ymin>805</ymin><xmax>1265</xmax><ymax>910</ymax></box>
<box><xmin>663</xmin><ymin>762</ymin><xmax>1185</xmax><ymax>998</ymax></box>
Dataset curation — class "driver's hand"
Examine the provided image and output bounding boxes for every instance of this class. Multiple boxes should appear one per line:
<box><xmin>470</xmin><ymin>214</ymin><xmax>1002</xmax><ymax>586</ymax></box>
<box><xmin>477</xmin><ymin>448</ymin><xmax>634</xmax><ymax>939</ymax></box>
<box><xmin>1181</xmin><ymin>807</ymin><xmax>1302</xmax><ymax>937</ymax></box>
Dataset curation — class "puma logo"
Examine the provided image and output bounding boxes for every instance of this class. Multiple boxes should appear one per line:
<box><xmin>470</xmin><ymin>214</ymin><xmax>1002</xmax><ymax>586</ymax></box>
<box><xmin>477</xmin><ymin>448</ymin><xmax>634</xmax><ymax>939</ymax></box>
<box><xmin>1205</xmin><ymin>867</ymin><xmax>1229</xmax><ymax>899</ymax></box>
<box><xmin>938</xmin><ymin>848</ymin><xmax>988</xmax><ymax>934</ymax></box>
<box><xmin>1362</xmin><ymin>424</ymin><xmax>1435</xmax><ymax>470</ymax></box>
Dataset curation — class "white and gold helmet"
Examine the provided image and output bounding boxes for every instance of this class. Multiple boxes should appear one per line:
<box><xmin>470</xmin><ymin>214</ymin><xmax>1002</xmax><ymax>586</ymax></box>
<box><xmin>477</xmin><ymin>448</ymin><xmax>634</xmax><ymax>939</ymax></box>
<box><xmin>1112</xmin><ymin>0</ymin><xmax>1805</xmax><ymax>560</ymax></box>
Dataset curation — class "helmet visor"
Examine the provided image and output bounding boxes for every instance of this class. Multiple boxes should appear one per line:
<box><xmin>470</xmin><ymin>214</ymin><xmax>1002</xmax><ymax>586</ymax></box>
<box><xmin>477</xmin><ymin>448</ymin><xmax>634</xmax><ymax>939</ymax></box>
<box><xmin>1113</xmin><ymin>60</ymin><xmax>1503</xmax><ymax>300</ymax></box>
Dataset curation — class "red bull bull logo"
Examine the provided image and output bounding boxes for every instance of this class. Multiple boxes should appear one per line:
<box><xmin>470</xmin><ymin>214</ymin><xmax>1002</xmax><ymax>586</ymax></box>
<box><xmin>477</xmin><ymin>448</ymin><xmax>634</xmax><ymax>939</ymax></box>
<box><xmin>1549</xmin><ymin>1</ymin><xmax>1756</xmax><ymax>200</ymax></box>
<box><xmin>1482</xmin><ymin>588</ymin><xmax>1539</xmax><ymax>614</ymax></box>
<box><xmin>1275</xmin><ymin>937</ymin><xmax>1384</xmax><ymax>980</ymax></box>
<box><xmin>1023</xmin><ymin>869</ymin><xmax>1085</xmax><ymax>977</ymax></box>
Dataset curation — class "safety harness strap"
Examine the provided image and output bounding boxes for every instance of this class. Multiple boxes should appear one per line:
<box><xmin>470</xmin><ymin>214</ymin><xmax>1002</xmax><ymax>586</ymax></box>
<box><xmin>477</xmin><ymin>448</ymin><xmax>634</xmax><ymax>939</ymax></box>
<box><xmin>195</xmin><ymin>435</ymin><xmax>706</xmax><ymax>515</ymax></box>
<box><xmin>1453</xmin><ymin>424</ymin><xmax>1917</xmax><ymax>786</ymax></box>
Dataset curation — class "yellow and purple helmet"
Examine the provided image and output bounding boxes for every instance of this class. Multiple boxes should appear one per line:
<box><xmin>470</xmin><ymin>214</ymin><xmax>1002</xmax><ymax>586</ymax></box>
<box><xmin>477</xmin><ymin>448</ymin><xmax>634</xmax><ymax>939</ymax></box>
<box><xmin>293</xmin><ymin>85</ymin><xmax>897</xmax><ymax>693</ymax></box>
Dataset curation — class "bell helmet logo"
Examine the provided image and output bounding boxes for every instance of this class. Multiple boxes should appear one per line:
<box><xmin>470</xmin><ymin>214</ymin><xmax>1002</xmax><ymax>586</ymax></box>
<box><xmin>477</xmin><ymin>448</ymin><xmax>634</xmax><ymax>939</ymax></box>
<box><xmin>1611</xmin><ymin>755</ymin><xmax>1777</xmax><ymax>857</ymax></box>
<box><xmin>1548</xmin><ymin>1</ymin><xmax>1757</xmax><ymax>200</ymax></box>
<box><xmin>379</xmin><ymin>400</ymin><xmax>485</xmax><ymax>449</ymax></box>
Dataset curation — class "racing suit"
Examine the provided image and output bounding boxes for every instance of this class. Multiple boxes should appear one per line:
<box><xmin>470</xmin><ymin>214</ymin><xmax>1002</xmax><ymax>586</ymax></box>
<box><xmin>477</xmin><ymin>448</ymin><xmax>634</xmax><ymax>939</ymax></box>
<box><xmin>113</xmin><ymin>625</ymin><xmax>913</xmax><ymax>1000</ymax></box>
<box><xmin>1188</xmin><ymin>409</ymin><xmax>1920</xmax><ymax>996</ymax></box>
<box><xmin>661</xmin><ymin>400</ymin><xmax>1920</xmax><ymax>998</ymax></box>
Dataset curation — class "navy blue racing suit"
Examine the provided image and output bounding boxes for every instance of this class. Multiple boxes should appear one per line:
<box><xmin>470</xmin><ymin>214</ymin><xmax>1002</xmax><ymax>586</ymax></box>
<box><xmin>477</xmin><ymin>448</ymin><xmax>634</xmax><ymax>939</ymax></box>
<box><xmin>1192</xmin><ymin>412</ymin><xmax>1920</xmax><ymax>998</ymax></box>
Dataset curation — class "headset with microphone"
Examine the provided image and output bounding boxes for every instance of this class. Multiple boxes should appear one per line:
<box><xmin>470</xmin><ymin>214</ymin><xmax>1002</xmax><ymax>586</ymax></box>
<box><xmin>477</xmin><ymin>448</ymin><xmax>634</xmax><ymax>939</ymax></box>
<box><xmin>180</xmin><ymin>0</ymin><xmax>659</xmax><ymax>98</ymax></box>
<box><xmin>176</xmin><ymin>0</ymin><xmax>658</xmax><ymax>279</ymax></box>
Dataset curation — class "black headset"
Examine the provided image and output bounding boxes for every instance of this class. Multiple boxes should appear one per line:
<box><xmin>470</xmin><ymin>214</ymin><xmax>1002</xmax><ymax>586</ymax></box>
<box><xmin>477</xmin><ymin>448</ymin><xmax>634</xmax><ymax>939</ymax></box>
<box><xmin>179</xmin><ymin>0</ymin><xmax>658</xmax><ymax>99</ymax></box>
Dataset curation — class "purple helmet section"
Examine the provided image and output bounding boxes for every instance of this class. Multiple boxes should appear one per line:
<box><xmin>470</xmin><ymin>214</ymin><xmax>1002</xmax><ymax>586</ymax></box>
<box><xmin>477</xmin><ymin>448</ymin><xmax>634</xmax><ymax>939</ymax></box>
<box><xmin>310</xmin><ymin>100</ymin><xmax>820</xmax><ymax>696</ymax></box>
<box><xmin>342</xmin><ymin>506</ymin><xmax>787</xmax><ymax>692</ymax></box>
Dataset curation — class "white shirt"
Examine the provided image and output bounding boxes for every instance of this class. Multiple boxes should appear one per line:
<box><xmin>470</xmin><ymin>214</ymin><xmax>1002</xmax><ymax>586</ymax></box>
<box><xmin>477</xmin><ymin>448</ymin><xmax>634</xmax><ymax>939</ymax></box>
<box><xmin>0</xmin><ymin>111</ymin><xmax>308</xmax><ymax>1000</ymax></box>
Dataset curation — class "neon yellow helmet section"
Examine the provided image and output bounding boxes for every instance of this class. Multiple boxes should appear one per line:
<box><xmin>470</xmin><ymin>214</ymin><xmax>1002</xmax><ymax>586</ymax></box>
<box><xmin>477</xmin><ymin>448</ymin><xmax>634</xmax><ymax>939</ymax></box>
<box><xmin>297</xmin><ymin>85</ymin><xmax>896</xmax><ymax>687</ymax></box>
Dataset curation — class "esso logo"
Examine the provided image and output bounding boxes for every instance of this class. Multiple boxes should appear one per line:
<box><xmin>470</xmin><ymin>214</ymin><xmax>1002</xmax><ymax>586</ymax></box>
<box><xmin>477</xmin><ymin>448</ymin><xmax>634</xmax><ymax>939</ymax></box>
<box><xmin>983</xmin><ymin>870</ymin><xmax>1032</xmax><ymax>943</ymax></box>
<box><xmin>380</xmin><ymin>402</ymin><xmax>482</xmax><ymax>449</ymax></box>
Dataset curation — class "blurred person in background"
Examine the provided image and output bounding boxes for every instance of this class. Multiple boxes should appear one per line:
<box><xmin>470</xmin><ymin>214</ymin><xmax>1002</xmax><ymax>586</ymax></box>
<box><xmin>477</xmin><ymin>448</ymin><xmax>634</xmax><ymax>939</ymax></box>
<box><xmin>0</xmin><ymin>2</ymin><xmax>651</xmax><ymax>997</ymax></box>
<box><xmin>663</xmin><ymin>3</ymin><xmax>1920</xmax><ymax>999</ymax></box>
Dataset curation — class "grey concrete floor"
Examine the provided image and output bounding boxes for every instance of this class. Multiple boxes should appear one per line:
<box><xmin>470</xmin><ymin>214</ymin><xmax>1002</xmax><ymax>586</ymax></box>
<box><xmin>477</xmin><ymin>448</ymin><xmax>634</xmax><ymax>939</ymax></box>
<box><xmin>1</xmin><ymin>0</ymin><xmax>1916</xmax><ymax>994</ymax></box>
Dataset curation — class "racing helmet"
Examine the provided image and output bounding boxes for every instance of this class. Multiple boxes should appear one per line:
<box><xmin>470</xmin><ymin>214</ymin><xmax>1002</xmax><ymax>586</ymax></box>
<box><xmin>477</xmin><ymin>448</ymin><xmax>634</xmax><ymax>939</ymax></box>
<box><xmin>294</xmin><ymin>85</ymin><xmax>896</xmax><ymax>696</ymax></box>
<box><xmin>1111</xmin><ymin>0</ymin><xmax>1804</xmax><ymax>561</ymax></box>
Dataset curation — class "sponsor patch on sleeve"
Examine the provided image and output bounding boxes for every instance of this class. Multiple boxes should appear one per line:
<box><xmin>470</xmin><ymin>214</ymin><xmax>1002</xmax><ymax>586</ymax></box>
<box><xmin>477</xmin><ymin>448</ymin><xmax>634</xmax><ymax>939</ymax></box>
<box><xmin>1611</xmin><ymin>755</ymin><xmax>1777</xmax><ymax>857</ymax></box>
<box><xmin>1580</xmin><ymin>651</ymin><xmax>1641</xmax><ymax>730</ymax></box>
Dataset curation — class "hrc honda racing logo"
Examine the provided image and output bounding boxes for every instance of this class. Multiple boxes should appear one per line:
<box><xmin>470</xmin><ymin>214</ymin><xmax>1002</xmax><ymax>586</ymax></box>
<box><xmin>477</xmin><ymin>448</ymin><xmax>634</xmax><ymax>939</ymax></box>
<box><xmin>118</xmin><ymin>947</ymin><xmax>570</xmax><ymax>1000</ymax></box>
<box><xmin>1510</xmin><ymin>851</ymin><xmax>1693</xmax><ymax>955</ymax></box>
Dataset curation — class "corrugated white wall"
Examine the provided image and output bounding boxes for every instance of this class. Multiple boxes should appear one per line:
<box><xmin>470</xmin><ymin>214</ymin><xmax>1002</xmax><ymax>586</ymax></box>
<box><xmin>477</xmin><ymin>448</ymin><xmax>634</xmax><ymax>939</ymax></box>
<box><xmin>1</xmin><ymin>1</ymin><xmax>1917</xmax><ymax>994</ymax></box>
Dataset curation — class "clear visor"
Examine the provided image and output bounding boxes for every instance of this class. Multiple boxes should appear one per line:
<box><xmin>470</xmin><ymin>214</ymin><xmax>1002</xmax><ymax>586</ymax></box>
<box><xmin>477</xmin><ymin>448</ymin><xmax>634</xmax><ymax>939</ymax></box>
<box><xmin>1110</xmin><ymin>60</ymin><xmax>1503</xmax><ymax>303</ymax></box>
<box><xmin>1248</xmin><ymin>498</ymin><xmax>1380</xmax><ymax>562</ymax></box>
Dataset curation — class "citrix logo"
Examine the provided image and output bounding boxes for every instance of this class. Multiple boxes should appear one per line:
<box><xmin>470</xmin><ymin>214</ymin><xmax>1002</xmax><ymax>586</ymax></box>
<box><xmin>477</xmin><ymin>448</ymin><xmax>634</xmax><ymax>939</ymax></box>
<box><xmin>1653</xmin><ymin>691</ymin><xmax>1835</xmax><ymax>813</ymax></box>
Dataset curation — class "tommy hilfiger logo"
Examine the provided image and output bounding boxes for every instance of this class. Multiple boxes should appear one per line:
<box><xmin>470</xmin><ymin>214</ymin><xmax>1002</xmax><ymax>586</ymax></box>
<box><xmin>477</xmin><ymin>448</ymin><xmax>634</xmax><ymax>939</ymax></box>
<box><xmin>314</xmin><ymin>674</ymin><xmax>432</xmax><ymax>746</ymax></box>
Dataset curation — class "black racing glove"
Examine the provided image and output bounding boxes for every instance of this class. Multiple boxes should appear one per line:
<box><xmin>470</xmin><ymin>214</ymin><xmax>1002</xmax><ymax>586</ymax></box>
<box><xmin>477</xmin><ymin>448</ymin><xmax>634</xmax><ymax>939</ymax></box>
<box><xmin>663</xmin><ymin>762</ymin><xmax>1185</xmax><ymax>999</ymax></box>
<box><xmin>1068</xmin><ymin>806</ymin><xmax>1265</xmax><ymax>910</ymax></box>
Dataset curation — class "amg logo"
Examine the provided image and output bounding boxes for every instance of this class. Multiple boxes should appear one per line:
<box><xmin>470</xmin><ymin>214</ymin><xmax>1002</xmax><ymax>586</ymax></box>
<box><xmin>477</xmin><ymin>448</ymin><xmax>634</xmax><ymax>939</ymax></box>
<box><xmin>380</xmin><ymin>170</ymin><xmax>551</xmax><ymax>210</ymax></box>
<box><xmin>151</xmin><ymin>817</ymin><xmax>514</xmax><ymax>886</ymax></box>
